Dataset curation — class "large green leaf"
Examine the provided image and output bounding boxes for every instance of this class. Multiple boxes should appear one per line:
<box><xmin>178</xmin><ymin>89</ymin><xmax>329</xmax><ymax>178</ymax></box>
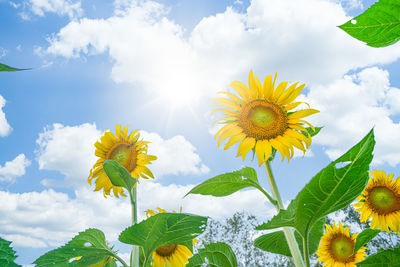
<box><xmin>0</xmin><ymin>63</ymin><xmax>29</xmax><ymax>72</ymax></box>
<box><xmin>338</xmin><ymin>0</ymin><xmax>400</xmax><ymax>47</ymax></box>
<box><xmin>119</xmin><ymin>213</ymin><xmax>207</xmax><ymax>266</ymax></box>
<box><xmin>254</xmin><ymin>217</ymin><xmax>325</xmax><ymax>257</ymax></box>
<box><xmin>186</xmin><ymin>242</ymin><xmax>237</xmax><ymax>267</ymax></box>
<box><xmin>354</xmin><ymin>229</ymin><xmax>380</xmax><ymax>253</ymax></box>
<box><xmin>257</xmin><ymin>130</ymin><xmax>375</xmax><ymax>240</ymax></box>
<box><xmin>33</xmin><ymin>229</ymin><xmax>120</xmax><ymax>267</ymax></box>
<box><xmin>357</xmin><ymin>246</ymin><xmax>400</xmax><ymax>266</ymax></box>
<box><xmin>0</xmin><ymin>237</ymin><xmax>20</xmax><ymax>267</ymax></box>
<box><xmin>185</xmin><ymin>167</ymin><xmax>266</xmax><ymax>198</ymax></box>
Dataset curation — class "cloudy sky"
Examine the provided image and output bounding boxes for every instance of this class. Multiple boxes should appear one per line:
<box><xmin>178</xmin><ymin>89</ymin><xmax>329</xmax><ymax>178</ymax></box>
<box><xmin>1</xmin><ymin>0</ymin><xmax>400</xmax><ymax>265</ymax></box>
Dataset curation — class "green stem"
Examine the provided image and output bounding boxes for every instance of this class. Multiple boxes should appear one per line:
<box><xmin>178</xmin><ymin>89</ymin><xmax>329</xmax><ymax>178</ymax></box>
<box><xmin>129</xmin><ymin>187</ymin><xmax>139</xmax><ymax>267</ymax></box>
<box><xmin>264</xmin><ymin>161</ymin><xmax>305</xmax><ymax>267</ymax></box>
<box><xmin>303</xmin><ymin>235</ymin><xmax>310</xmax><ymax>267</ymax></box>
<box><xmin>256</xmin><ymin>185</ymin><xmax>278</xmax><ymax>206</ymax></box>
<box><xmin>113</xmin><ymin>253</ymin><xmax>130</xmax><ymax>267</ymax></box>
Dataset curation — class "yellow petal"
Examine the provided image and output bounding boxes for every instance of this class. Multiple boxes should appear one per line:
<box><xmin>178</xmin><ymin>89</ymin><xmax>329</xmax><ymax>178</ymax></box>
<box><xmin>255</xmin><ymin>75</ymin><xmax>263</xmax><ymax>98</ymax></box>
<box><xmin>273</xmin><ymin>81</ymin><xmax>288</xmax><ymax>100</ymax></box>
<box><xmin>248</xmin><ymin>70</ymin><xmax>257</xmax><ymax>99</ymax></box>
<box><xmin>218</xmin><ymin>126</ymin><xmax>243</xmax><ymax>147</ymax></box>
<box><xmin>284</xmin><ymin>101</ymin><xmax>310</xmax><ymax>111</ymax></box>
<box><xmin>263</xmin><ymin>74</ymin><xmax>273</xmax><ymax>99</ymax></box>
<box><xmin>277</xmin><ymin>82</ymin><xmax>299</xmax><ymax>104</ymax></box>
<box><xmin>210</xmin><ymin>108</ymin><xmax>239</xmax><ymax>116</ymax></box>
<box><xmin>237</xmin><ymin>137</ymin><xmax>256</xmax><ymax>161</ymax></box>
<box><xmin>255</xmin><ymin>140</ymin><xmax>272</xmax><ymax>166</ymax></box>
<box><xmin>224</xmin><ymin>133</ymin><xmax>246</xmax><ymax>150</ymax></box>
<box><xmin>281</xmin><ymin>84</ymin><xmax>306</xmax><ymax>104</ymax></box>
<box><xmin>217</xmin><ymin>91</ymin><xmax>245</xmax><ymax>104</ymax></box>
<box><xmin>288</xmin><ymin>109</ymin><xmax>320</xmax><ymax>119</ymax></box>
<box><xmin>212</xmin><ymin>98</ymin><xmax>241</xmax><ymax>110</ymax></box>
<box><xmin>230</xmin><ymin>81</ymin><xmax>250</xmax><ymax>101</ymax></box>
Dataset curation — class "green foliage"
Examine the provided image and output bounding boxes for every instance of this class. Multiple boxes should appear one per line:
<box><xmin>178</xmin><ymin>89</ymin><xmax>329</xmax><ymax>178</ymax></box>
<box><xmin>185</xmin><ymin>167</ymin><xmax>265</xmax><ymax>198</ymax></box>
<box><xmin>33</xmin><ymin>229</ymin><xmax>119</xmax><ymax>267</ymax></box>
<box><xmin>0</xmin><ymin>63</ymin><xmax>29</xmax><ymax>72</ymax></box>
<box><xmin>187</xmin><ymin>242</ymin><xmax>237</xmax><ymax>267</ymax></box>
<box><xmin>303</xmin><ymin>126</ymin><xmax>322</xmax><ymax>137</ymax></box>
<box><xmin>257</xmin><ymin>129</ymin><xmax>375</xmax><ymax>239</ymax></box>
<box><xmin>0</xmin><ymin>237</ymin><xmax>20</xmax><ymax>267</ymax></box>
<box><xmin>354</xmin><ymin>229</ymin><xmax>380</xmax><ymax>253</ymax></box>
<box><xmin>119</xmin><ymin>212</ymin><xmax>207</xmax><ymax>266</ymax></box>
<box><xmin>254</xmin><ymin>217</ymin><xmax>325</xmax><ymax>257</ymax></box>
<box><xmin>357</xmin><ymin>246</ymin><xmax>400</xmax><ymax>266</ymax></box>
<box><xmin>338</xmin><ymin>0</ymin><xmax>400</xmax><ymax>47</ymax></box>
<box><xmin>103</xmin><ymin>160</ymin><xmax>137</xmax><ymax>190</ymax></box>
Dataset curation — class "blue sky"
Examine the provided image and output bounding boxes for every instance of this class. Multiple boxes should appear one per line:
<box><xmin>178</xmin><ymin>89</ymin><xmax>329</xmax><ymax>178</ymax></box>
<box><xmin>1</xmin><ymin>0</ymin><xmax>400</xmax><ymax>265</ymax></box>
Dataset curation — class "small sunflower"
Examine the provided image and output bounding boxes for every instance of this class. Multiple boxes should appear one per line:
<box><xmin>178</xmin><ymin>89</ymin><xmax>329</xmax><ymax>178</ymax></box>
<box><xmin>212</xmin><ymin>70</ymin><xmax>319</xmax><ymax>165</ymax></box>
<box><xmin>353</xmin><ymin>169</ymin><xmax>400</xmax><ymax>232</ymax></box>
<box><xmin>88</xmin><ymin>125</ymin><xmax>157</xmax><ymax>198</ymax></box>
<box><xmin>316</xmin><ymin>222</ymin><xmax>367</xmax><ymax>267</ymax></box>
<box><xmin>145</xmin><ymin>208</ymin><xmax>196</xmax><ymax>267</ymax></box>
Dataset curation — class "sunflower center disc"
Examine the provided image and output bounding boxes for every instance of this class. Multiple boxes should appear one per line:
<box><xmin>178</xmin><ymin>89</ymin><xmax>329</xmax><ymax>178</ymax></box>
<box><xmin>156</xmin><ymin>244</ymin><xmax>177</xmax><ymax>257</ymax></box>
<box><xmin>369</xmin><ymin>186</ymin><xmax>400</xmax><ymax>213</ymax></box>
<box><xmin>330</xmin><ymin>235</ymin><xmax>354</xmax><ymax>262</ymax></box>
<box><xmin>108</xmin><ymin>143</ymin><xmax>137</xmax><ymax>172</ymax></box>
<box><xmin>239</xmin><ymin>100</ymin><xmax>288</xmax><ymax>140</ymax></box>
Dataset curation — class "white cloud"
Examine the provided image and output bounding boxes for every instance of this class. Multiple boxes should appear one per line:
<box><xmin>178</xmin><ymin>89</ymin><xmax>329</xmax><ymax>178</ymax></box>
<box><xmin>11</xmin><ymin>0</ymin><xmax>83</xmax><ymax>19</ymax></box>
<box><xmin>0</xmin><ymin>95</ymin><xmax>12</xmax><ymax>137</ymax></box>
<box><xmin>35</xmin><ymin>123</ymin><xmax>101</xmax><ymax>185</ymax></box>
<box><xmin>44</xmin><ymin>0</ymin><xmax>400</xmax><ymax>104</ymax></box>
<box><xmin>0</xmin><ymin>154</ymin><xmax>31</xmax><ymax>183</ymax></box>
<box><xmin>304</xmin><ymin>67</ymin><xmax>400</xmax><ymax>166</ymax></box>
<box><xmin>0</xmin><ymin>181</ymin><xmax>274</xmax><ymax>249</ymax></box>
<box><xmin>141</xmin><ymin>131</ymin><xmax>209</xmax><ymax>177</ymax></box>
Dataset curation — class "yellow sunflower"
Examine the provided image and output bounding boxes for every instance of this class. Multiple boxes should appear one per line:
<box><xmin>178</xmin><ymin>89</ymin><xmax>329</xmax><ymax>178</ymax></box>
<box><xmin>88</xmin><ymin>125</ymin><xmax>157</xmax><ymax>198</ymax></box>
<box><xmin>212</xmin><ymin>70</ymin><xmax>319</xmax><ymax>165</ymax></box>
<box><xmin>145</xmin><ymin>208</ymin><xmax>196</xmax><ymax>267</ymax></box>
<box><xmin>353</xmin><ymin>169</ymin><xmax>400</xmax><ymax>233</ymax></box>
<box><xmin>316</xmin><ymin>222</ymin><xmax>367</xmax><ymax>267</ymax></box>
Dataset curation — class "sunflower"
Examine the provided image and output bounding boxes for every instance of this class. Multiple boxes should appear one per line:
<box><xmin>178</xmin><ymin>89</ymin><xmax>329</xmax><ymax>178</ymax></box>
<box><xmin>145</xmin><ymin>208</ymin><xmax>196</xmax><ymax>267</ymax></box>
<box><xmin>88</xmin><ymin>125</ymin><xmax>157</xmax><ymax>198</ymax></box>
<box><xmin>353</xmin><ymin>169</ymin><xmax>400</xmax><ymax>233</ymax></box>
<box><xmin>212</xmin><ymin>70</ymin><xmax>319</xmax><ymax>165</ymax></box>
<box><xmin>316</xmin><ymin>222</ymin><xmax>367</xmax><ymax>267</ymax></box>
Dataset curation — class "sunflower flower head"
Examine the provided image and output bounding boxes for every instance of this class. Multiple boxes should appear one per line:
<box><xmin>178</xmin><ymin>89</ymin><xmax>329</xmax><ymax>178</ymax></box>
<box><xmin>212</xmin><ymin>70</ymin><xmax>319</xmax><ymax>166</ymax></box>
<box><xmin>88</xmin><ymin>125</ymin><xmax>157</xmax><ymax>198</ymax></box>
<box><xmin>146</xmin><ymin>207</ymin><xmax>196</xmax><ymax>267</ymax></box>
<box><xmin>353</xmin><ymin>169</ymin><xmax>400</xmax><ymax>233</ymax></box>
<box><xmin>316</xmin><ymin>222</ymin><xmax>367</xmax><ymax>267</ymax></box>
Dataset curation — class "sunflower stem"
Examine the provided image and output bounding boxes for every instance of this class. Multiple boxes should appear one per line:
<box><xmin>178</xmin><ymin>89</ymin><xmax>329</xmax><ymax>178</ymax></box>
<box><xmin>129</xmin><ymin>187</ymin><xmax>140</xmax><ymax>267</ymax></box>
<box><xmin>303</xmin><ymin>235</ymin><xmax>310</xmax><ymax>267</ymax></box>
<box><xmin>113</xmin><ymin>253</ymin><xmax>130</xmax><ymax>267</ymax></box>
<box><xmin>264</xmin><ymin>161</ymin><xmax>305</xmax><ymax>267</ymax></box>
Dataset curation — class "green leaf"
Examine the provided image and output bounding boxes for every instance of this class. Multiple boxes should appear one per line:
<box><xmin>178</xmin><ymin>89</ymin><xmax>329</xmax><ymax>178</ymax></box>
<box><xmin>185</xmin><ymin>167</ymin><xmax>264</xmax><ymax>197</ymax></box>
<box><xmin>33</xmin><ymin>229</ymin><xmax>119</xmax><ymax>267</ymax></box>
<box><xmin>357</xmin><ymin>246</ymin><xmax>400</xmax><ymax>266</ymax></box>
<box><xmin>338</xmin><ymin>0</ymin><xmax>400</xmax><ymax>47</ymax></box>
<box><xmin>0</xmin><ymin>237</ymin><xmax>21</xmax><ymax>267</ymax></box>
<box><xmin>257</xmin><ymin>129</ymin><xmax>375</xmax><ymax>240</ymax></box>
<box><xmin>119</xmin><ymin>213</ymin><xmax>207</xmax><ymax>266</ymax></box>
<box><xmin>0</xmin><ymin>63</ymin><xmax>30</xmax><ymax>72</ymax></box>
<box><xmin>103</xmin><ymin>160</ymin><xmax>136</xmax><ymax>191</ymax></box>
<box><xmin>254</xmin><ymin>217</ymin><xmax>325</xmax><ymax>257</ymax></box>
<box><xmin>303</xmin><ymin>126</ymin><xmax>322</xmax><ymax>137</ymax></box>
<box><xmin>186</xmin><ymin>242</ymin><xmax>238</xmax><ymax>267</ymax></box>
<box><xmin>354</xmin><ymin>229</ymin><xmax>380</xmax><ymax>253</ymax></box>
